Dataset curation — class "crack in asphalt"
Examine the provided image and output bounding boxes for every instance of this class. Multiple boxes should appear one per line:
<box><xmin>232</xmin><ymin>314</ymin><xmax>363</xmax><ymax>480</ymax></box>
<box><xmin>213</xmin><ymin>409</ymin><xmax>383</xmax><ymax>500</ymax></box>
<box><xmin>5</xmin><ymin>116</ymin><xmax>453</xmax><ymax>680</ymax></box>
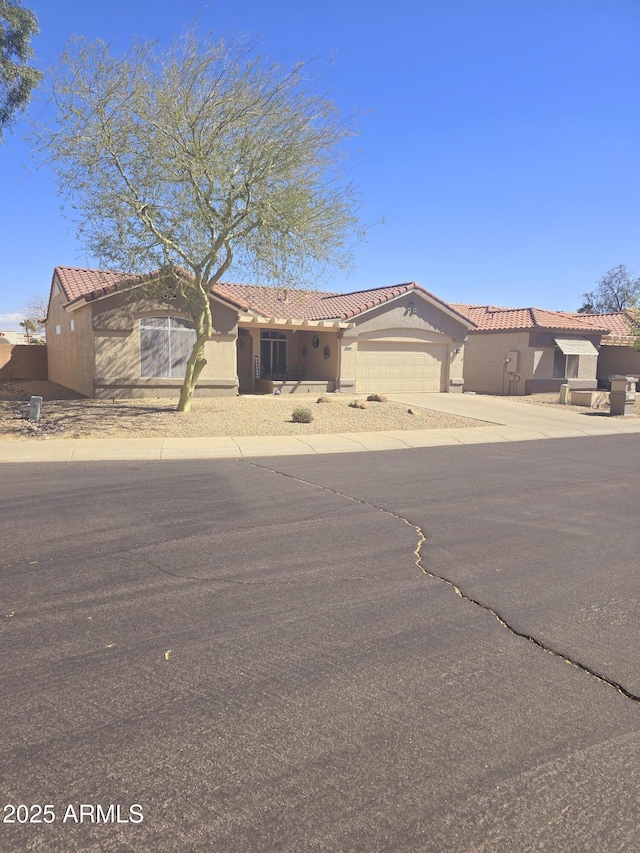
<box><xmin>241</xmin><ymin>458</ymin><xmax>640</xmax><ymax>704</ymax></box>
<box><xmin>134</xmin><ymin>550</ymin><xmax>405</xmax><ymax>586</ymax></box>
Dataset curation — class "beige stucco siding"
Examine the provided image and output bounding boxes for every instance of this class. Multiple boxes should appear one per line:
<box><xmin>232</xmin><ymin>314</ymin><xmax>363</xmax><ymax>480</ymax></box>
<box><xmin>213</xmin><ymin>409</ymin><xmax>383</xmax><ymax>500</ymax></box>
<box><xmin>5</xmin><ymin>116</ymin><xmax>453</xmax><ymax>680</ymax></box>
<box><xmin>91</xmin><ymin>293</ymin><xmax>239</xmax><ymax>398</ymax></box>
<box><xmin>465</xmin><ymin>329</ymin><xmax>600</xmax><ymax>395</ymax></box>
<box><xmin>577</xmin><ymin>354</ymin><xmax>598</xmax><ymax>381</ymax></box>
<box><xmin>295</xmin><ymin>329</ymin><xmax>339</xmax><ymax>381</ymax></box>
<box><xmin>463</xmin><ymin>332</ymin><xmax>532</xmax><ymax>395</ymax></box>
<box><xmin>339</xmin><ymin>292</ymin><xmax>469</xmax><ymax>394</ymax></box>
<box><xmin>597</xmin><ymin>344</ymin><xmax>640</xmax><ymax>380</ymax></box>
<box><xmin>46</xmin><ymin>277</ymin><xmax>96</xmax><ymax>397</ymax></box>
<box><xmin>47</xmin><ymin>283</ymin><xmax>240</xmax><ymax>398</ymax></box>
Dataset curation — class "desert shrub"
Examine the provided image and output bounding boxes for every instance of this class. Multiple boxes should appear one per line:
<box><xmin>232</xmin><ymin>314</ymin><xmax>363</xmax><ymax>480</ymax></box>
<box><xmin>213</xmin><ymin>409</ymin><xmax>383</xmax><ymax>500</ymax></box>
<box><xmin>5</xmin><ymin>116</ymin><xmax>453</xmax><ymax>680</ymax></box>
<box><xmin>366</xmin><ymin>394</ymin><xmax>387</xmax><ymax>403</ymax></box>
<box><xmin>316</xmin><ymin>396</ymin><xmax>333</xmax><ymax>404</ymax></box>
<box><xmin>291</xmin><ymin>406</ymin><xmax>313</xmax><ymax>423</ymax></box>
<box><xmin>349</xmin><ymin>400</ymin><xmax>367</xmax><ymax>409</ymax></box>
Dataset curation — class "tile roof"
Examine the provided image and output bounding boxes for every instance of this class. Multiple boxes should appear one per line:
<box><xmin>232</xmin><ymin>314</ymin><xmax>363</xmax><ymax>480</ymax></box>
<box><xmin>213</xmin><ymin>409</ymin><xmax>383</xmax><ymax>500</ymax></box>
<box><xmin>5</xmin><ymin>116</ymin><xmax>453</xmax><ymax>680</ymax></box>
<box><xmin>308</xmin><ymin>282</ymin><xmax>471</xmax><ymax>322</ymax></box>
<box><xmin>54</xmin><ymin>266</ymin><xmax>132</xmax><ymax>304</ymax></box>
<box><xmin>556</xmin><ymin>311</ymin><xmax>634</xmax><ymax>336</ymax></box>
<box><xmin>52</xmin><ymin>267</ymin><xmax>472</xmax><ymax>325</ymax></box>
<box><xmin>451</xmin><ymin>303</ymin><xmax>611</xmax><ymax>333</ymax></box>
<box><xmin>214</xmin><ymin>280</ymin><xmax>472</xmax><ymax>323</ymax></box>
<box><xmin>211</xmin><ymin>282</ymin><xmax>339</xmax><ymax>318</ymax></box>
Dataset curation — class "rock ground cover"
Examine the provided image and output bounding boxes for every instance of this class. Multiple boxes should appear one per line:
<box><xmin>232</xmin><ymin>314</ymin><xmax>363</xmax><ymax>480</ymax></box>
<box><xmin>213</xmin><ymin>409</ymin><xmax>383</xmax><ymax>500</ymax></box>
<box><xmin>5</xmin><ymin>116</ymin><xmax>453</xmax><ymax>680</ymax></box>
<box><xmin>0</xmin><ymin>381</ymin><xmax>482</xmax><ymax>440</ymax></box>
<box><xmin>506</xmin><ymin>391</ymin><xmax>640</xmax><ymax>417</ymax></box>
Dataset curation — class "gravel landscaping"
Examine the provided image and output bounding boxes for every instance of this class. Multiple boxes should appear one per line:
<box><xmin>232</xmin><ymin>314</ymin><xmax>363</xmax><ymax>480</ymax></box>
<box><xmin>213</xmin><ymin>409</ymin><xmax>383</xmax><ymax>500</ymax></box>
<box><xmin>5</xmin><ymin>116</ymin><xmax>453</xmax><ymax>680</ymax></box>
<box><xmin>505</xmin><ymin>391</ymin><xmax>640</xmax><ymax>417</ymax></box>
<box><xmin>0</xmin><ymin>381</ymin><xmax>483</xmax><ymax>440</ymax></box>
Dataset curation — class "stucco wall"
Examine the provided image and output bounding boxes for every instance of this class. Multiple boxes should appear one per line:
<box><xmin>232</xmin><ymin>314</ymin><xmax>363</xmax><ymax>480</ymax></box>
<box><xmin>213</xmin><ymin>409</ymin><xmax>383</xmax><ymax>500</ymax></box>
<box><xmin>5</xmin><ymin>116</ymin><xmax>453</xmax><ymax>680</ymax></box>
<box><xmin>46</xmin><ymin>277</ymin><xmax>96</xmax><ymax>397</ymax></box>
<box><xmin>338</xmin><ymin>292</ymin><xmax>469</xmax><ymax>393</ymax></box>
<box><xmin>0</xmin><ymin>345</ymin><xmax>48</xmax><ymax>380</ymax></box>
<box><xmin>577</xmin><ymin>354</ymin><xmax>598</xmax><ymax>380</ymax></box>
<box><xmin>526</xmin><ymin>331</ymin><xmax>599</xmax><ymax>392</ymax></box>
<box><xmin>597</xmin><ymin>344</ymin><xmax>640</xmax><ymax>380</ymax></box>
<box><xmin>463</xmin><ymin>331</ymin><xmax>532</xmax><ymax>395</ymax></box>
<box><xmin>47</xmin><ymin>281</ymin><xmax>240</xmax><ymax>398</ymax></box>
<box><xmin>347</xmin><ymin>292</ymin><xmax>469</xmax><ymax>342</ymax></box>
<box><xmin>92</xmin><ymin>292</ymin><xmax>239</xmax><ymax>398</ymax></box>
<box><xmin>465</xmin><ymin>330</ymin><xmax>600</xmax><ymax>395</ymax></box>
<box><xmin>294</xmin><ymin>329</ymin><xmax>339</xmax><ymax>381</ymax></box>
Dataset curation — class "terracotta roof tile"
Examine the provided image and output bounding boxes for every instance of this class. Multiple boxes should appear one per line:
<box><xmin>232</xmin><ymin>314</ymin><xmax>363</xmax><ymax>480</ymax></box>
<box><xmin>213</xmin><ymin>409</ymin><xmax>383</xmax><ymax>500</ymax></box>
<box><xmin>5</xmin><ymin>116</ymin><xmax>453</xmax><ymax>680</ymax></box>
<box><xmin>556</xmin><ymin>311</ymin><xmax>634</xmax><ymax>336</ymax></box>
<box><xmin>450</xmin><ymin>304</ymin><xmax>535</xmax><ymax>330</ymax></box>
<box><xmin>52</xmin><ymin>267</ymin><xmax>471</xmax><ymax>326</ymax></box>
<box><xmin>212</xmin><ymin>282</ymin><xmax>449</xmax><ymax>321</ymax></box>
<box><xmin>451</xmin><ymin>303</ymin><xmax>610</xmax><ymax>333</ymax></box>
<box><xmin>310</xmin><ymin>283</ymin><xmax>421</xmax><ymax>320</ymax></box>
<box><xmin>54</xmin><ymin>266</ymin><xmax>131</xmax><ymax>304</ymax></box>
<box><xmin>212</xmin><ymin>282</ymin><xmax>339</xmax><ymax>318</ymax></box>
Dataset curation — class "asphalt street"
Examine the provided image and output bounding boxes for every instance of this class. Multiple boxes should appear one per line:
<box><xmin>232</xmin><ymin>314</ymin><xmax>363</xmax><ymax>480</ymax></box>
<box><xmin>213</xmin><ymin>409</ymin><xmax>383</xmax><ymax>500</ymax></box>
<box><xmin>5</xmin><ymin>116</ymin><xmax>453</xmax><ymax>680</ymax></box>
<box><xmin>1</xmin><ymin>434</ymin><xmax>639</xmax><ymax>852</ymax></box>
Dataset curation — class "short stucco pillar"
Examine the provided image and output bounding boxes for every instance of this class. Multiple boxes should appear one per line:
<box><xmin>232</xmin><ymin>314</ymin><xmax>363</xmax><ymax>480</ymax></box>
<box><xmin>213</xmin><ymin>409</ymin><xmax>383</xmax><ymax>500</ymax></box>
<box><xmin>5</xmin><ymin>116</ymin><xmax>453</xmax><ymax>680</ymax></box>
<box><xmin>558</xmin><ymin>383</ymin><xmax>570</xmax><ymax>404</ymax></box>
<box><xmin>609</xmin><ymin>375</ymin><xmax>637</xmax><ymax>416</ymax></box>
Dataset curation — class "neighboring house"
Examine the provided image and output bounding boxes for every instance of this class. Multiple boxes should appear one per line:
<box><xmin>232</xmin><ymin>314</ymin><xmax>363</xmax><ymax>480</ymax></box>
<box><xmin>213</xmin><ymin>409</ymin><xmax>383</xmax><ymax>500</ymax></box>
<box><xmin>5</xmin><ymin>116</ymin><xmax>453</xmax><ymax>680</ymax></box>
<box><xmin>0</xmin><ymin>330</ymin><xmax>28</xmax><ymax>345</ymax></box>
<box><xmin>450</xmin><ymin>304</ymin><xmax>611</xmax><ymax>395</ymax></box>
<box><xmin>564</xmin><ymin>311</ymin><xmax>640</xmax><ymax>383</ymax></box>
<box><xmin>45</xmin><ymin>267</ymin><xmax>474</xmax><ymax>399</ymax></box>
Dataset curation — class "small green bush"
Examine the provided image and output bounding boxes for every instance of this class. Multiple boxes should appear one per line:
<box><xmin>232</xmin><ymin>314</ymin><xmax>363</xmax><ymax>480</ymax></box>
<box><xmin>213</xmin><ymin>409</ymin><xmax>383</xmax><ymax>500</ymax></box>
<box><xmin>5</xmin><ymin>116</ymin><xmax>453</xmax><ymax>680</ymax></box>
<box><xmin>291</xmin><ymin>406</ymin><xmax>313</xmax><ymax>423</ymax></box>
<box><xmin>366</xmin><ymin>394</ymin><xmax>387</xmax><ymax>403</ymax></box>
<box><xmin>349</xmin><ymin>400</ymin><xmax>367</xmax><ymax>409</ymax></box>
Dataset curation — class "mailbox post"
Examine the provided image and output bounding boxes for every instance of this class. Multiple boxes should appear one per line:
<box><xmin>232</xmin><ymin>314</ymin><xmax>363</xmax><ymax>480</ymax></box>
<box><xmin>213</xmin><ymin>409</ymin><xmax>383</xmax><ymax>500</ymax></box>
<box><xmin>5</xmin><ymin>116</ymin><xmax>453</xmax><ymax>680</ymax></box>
<box><xmin>609</xmin><ymin>376</ymin><xmax>637</xmax><ymax>416</ymax></box>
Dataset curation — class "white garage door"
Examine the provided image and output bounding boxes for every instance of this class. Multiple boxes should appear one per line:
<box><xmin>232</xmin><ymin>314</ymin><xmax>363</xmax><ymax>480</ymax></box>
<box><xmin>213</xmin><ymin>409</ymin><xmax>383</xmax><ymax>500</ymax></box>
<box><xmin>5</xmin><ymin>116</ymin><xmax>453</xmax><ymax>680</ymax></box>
<box><xmin>356</xmin><ymin>342</ymin><xmax>446</xmax><ymax>393</ymax></box>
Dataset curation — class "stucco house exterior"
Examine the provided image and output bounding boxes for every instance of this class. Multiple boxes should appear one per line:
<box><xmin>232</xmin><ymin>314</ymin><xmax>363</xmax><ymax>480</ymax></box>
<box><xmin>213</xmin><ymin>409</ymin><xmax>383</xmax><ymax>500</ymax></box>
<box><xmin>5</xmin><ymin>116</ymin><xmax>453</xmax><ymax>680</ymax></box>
<box><xmin>45</xmin><ymin>267</ymin><xmax>474</xmax><ymax>399</ymax></box>
<box><xmin>566</xmin><ymin>311</ymin><xmax>640</xmax><ymax>384</ymax></box>
<box><xmin>450</xmin><ymin>304</ymin><xmax>611</xmax><ymax>395</ymax></box>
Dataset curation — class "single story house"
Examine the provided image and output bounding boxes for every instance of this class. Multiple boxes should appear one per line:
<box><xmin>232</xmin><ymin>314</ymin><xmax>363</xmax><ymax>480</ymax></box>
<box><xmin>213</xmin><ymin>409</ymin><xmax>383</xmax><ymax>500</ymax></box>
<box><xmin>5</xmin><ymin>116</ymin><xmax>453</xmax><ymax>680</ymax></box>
<box><xmin>45</xmin><ymin>266</ymin><xmax>474</xmax><ymax>399</ymax></box>
<box><xmin>563</xmin><ymin>311</ymin><xmax>640</xmax><ymax>384</ymax></box>
<box><xmin>449</xmin><ymin>304</ymin><xmax>611</xmax><ymax>395</ymax></box>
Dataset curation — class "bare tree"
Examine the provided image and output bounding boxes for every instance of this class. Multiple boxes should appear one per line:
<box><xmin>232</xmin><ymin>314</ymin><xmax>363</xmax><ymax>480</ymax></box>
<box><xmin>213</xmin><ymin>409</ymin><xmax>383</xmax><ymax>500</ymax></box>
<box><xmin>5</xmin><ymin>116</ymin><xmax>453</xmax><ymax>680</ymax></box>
<box><xmin>0</xmin><ymin>0</ymin><xmax>42</xmax><ymax>139</ymax></box>
<box><xmin>578</xmin><ymin>265</ymin><xmax>640</xmax><ymax>314</ymax></box>
<box><xmin>22</xmin><ymin>293</ymin><xmax>47</xmax><ymax>332</ymax></box>
<box><xmin>34</xmin><ymin>29</ymin><xmax>363</xmax><ymax>410</ymax></box>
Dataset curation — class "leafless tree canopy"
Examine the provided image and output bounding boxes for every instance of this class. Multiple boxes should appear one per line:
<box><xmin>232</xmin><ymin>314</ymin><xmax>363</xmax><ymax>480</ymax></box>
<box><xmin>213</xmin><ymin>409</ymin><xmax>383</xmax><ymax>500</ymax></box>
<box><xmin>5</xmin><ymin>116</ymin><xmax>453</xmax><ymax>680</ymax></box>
<box><xmin>23</xmin><ymin>293</ymin><xmax>48</xmax><ymax>330</ymax></box>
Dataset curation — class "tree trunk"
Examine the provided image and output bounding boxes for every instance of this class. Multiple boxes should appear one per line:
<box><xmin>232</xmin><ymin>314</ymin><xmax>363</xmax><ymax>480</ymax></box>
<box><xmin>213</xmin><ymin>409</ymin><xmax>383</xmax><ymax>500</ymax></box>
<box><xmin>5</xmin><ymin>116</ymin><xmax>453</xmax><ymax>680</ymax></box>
<box><xmin>176</xmin><ymin>274</ymin><xmax>214</xmax><ymax>413</ymax></box>
<box><xmin>177</xmin><ymin>336</ymin><xmax>208</xmax><ymax>412</ymax></box>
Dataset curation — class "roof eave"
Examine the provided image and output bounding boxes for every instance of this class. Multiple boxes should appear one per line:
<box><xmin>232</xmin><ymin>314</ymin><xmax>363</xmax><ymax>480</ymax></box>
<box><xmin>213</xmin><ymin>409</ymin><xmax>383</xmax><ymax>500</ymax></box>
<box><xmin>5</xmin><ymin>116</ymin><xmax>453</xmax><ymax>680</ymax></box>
<box><xmin>343</xmin><ymin>286</ymin><xmax>476</xmax><ymax>328</ymax></box>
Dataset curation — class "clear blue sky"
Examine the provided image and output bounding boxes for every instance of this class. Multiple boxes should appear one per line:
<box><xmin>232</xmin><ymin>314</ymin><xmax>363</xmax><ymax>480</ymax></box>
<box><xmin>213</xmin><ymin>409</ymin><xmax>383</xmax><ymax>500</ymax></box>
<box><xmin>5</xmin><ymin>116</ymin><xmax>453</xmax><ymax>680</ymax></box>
<box><xmin>2</xmin><ymin>0</ymin><xmax>640</xmax><ymax>329</ymax></box>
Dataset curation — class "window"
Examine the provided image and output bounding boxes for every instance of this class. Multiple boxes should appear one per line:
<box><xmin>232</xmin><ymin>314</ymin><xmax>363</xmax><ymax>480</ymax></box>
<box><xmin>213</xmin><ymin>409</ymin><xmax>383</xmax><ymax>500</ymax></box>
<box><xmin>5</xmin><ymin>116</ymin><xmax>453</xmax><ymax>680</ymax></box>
<box><xmin>553</xmin><ymin>348</ymin><xmax>579</xmax><ymax>379</ymax></box>
<box><xmin>260</xmin><ymin>331</ymin><xmax>287</xmax><ymax>378</ymax></box>
<box><xmin>55</xmin><ymin>324</ymin><xmax>61</xmax><ymax>335</ymax></box>
<box><xmin>140</xmin><ymin>317</ymin><xmax>197</xmax><ymax>378</ymax></box>
<box><xmin>70</xmin><ymin>320</ymin><xmax>75</xmax><ymax>332</ymax></box>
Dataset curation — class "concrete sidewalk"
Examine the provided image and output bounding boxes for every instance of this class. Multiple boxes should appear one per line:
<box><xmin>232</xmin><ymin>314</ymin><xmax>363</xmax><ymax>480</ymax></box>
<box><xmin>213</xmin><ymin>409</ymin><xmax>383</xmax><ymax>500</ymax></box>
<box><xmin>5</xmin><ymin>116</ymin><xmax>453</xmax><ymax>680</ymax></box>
<box><xmin>1</xmin><ymin>393</ymin><xmax>639</xmax><ymax>462</ymax></box>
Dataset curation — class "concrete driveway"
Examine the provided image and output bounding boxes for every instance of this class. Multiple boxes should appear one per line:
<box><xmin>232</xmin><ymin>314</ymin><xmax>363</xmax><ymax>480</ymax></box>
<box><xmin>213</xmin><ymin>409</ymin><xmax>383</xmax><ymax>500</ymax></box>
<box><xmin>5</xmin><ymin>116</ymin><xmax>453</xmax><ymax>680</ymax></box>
<box><xmin>387</xmin><ymin>390</ymin><xmax>640</xmax><ymax>436</ymax></box>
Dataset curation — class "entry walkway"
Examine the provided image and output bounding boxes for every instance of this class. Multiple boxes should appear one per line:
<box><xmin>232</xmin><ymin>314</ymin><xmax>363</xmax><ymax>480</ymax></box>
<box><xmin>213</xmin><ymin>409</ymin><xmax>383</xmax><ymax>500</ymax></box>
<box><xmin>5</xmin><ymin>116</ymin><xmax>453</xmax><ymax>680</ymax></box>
<box><xmin>1</xmin><ymin>394</ymin><xmax>639</xmax><ymax>463</ymax></box>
